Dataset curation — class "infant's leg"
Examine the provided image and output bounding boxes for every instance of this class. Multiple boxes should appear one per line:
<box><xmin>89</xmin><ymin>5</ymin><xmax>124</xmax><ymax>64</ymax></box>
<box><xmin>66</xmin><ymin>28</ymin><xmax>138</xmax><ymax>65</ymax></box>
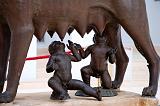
<box><xmin>101</xmin><ymin>71</ymin><xmax>112</xmax><ymax>89</ymax></box>
<box><xmin>67</xmin><ymin>79</ymin><xmax>102</xmax><ymax>101</ymax></box>
<box><xmin>48</xmin><ymin>76</ymin><xmax>70</xmax><ymax>100</ymax></box>
<box><xmin>80</xmin><ymin>65</ymin><xmax>93</xmax><ymax>86</ymax></box>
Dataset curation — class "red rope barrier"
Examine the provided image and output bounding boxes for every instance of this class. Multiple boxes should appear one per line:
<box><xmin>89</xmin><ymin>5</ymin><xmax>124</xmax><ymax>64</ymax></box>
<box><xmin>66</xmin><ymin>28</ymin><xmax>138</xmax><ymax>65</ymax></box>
<box><xmin>26</xmin><ymin>55</ymin><xmax>50</xmax><ymax>60</ymax></box>
<box><xmin>25</xmin><ymin>50</ymin><xmax>72</xmax><ymax>61</ymax></box>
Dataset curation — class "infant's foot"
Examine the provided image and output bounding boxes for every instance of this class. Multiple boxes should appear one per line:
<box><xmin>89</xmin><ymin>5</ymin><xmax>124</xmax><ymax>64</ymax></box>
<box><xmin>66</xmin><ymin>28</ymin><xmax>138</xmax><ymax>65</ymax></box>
<box><xmin>50</xmin><ymin>91</ymin><xmax>59</xmax><ymax>100</ymax></box>
<box><xmin>50</xmin><ymin>92</ymin><xmax>70</xmax><ymax>100</ymax></box>
<box><xmin>96</xmin><ymin>89</ymin><xmax>102</xmax><ymax>101</ymax></box>
<box><xmin>59</xmin><ymin>93</ymin><xmax>70</xmax><ymax>100</ymax></box>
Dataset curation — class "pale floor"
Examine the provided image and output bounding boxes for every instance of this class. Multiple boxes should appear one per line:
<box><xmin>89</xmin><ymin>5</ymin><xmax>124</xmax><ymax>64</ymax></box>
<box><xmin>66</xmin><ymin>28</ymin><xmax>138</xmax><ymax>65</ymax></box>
<box><xmin>16</xmin><ymin>46</ymin><xmax>160</xmax><ymax>105</ymax></box>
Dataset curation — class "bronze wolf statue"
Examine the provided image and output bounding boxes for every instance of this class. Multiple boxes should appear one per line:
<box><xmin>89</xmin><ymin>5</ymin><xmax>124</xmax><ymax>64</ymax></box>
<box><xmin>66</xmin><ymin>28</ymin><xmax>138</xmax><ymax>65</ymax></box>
<box><xmin>0</xmin><ymin>0</ymin><xmax>159</xmax><ymax>103</ymax></box>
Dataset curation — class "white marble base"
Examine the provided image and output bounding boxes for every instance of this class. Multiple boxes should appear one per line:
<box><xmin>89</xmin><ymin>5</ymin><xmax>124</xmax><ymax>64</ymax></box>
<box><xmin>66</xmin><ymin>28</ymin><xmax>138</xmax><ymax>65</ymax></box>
<box><xmin>1</xmin><ymin>91</ymin><xmax>159</xmax><ymax>106</ymax></box>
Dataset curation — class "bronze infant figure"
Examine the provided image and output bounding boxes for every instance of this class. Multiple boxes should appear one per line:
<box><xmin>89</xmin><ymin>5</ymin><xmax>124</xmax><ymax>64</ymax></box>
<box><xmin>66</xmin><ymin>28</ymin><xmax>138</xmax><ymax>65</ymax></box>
<box><xmin>46</xmin><ymin>40</ymin><xmax>102</xmax><ymax>101</ymax></box>
<box><xmin>76</xmin><ymin>34</ymin><xmax>117</xmax><ymax>89</ymax></box>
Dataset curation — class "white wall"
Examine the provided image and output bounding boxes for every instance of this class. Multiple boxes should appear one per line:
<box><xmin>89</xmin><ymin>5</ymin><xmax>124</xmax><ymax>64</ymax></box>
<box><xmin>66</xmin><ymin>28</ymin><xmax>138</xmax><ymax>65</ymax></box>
<box><xmin>146</xmin><ymin>0</ymin><xmax>160</xmax><ymax>45</ymax></box>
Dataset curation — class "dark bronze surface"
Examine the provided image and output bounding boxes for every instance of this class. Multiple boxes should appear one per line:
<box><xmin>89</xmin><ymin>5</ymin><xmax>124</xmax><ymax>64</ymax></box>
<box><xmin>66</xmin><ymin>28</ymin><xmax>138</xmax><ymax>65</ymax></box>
<box><xmin>46</xmin><ymin>41</ymin><xmax>101</xmax><ymax>101</ymax></box>
<box><xmin>78</xmin><ymin>34</ymin><xmax>116</xmax><ymax>89</ymax></box>
<box><xmin>0</xmin><ymin>0</ymin><xmax>159</xmax><ymax>103</ymax></box>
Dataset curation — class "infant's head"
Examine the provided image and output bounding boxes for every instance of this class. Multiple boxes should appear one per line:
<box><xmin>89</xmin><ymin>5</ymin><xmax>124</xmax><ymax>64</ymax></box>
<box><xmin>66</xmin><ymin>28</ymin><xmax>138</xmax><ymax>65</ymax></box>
<box><xmin>93</xmin><ymin>34</ymin><xmax>106</xmax><ymax>44</ymax></box>
<box><xmin>48</xmin><ymin>41</ymin><xmax>65</xmax><ymax>54</ymax></box>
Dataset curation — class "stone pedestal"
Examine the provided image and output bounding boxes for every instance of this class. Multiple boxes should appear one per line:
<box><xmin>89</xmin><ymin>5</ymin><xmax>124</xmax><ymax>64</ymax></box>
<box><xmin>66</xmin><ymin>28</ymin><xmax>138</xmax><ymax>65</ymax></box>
<box><xmin>1</xmin><ymin>91</ymin><xmax>159</xmax><ymax>106</ymax></box>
